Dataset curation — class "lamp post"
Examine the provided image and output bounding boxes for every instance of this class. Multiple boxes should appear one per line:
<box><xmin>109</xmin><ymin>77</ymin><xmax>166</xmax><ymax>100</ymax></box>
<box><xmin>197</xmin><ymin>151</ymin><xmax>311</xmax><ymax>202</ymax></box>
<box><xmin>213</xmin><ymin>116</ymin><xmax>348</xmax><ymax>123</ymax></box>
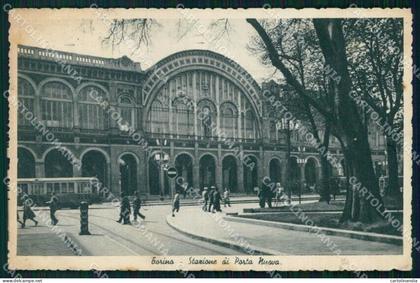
<box><xmin>296</xmin><ymin>155</ymin><xmax>305</xmax><ymax>204</ymax></box>
<box><xmin>155</xmin><ymin>139</ymin><xmax>169</xmax><ymax>201</ymax></box>
<box><xmin>279</xmin><ymin>118</ymin><xmax>292</xmax><ymax>204</ymax></box>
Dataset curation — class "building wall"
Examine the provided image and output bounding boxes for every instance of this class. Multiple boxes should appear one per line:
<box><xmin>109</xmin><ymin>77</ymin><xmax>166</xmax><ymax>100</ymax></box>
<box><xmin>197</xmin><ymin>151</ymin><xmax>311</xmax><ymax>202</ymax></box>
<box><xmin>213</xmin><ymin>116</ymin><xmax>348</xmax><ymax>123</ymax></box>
<box><xmin>16</xmin><ymin>46</ymin><xmax>389</xmax><ymax>198</ymax></box>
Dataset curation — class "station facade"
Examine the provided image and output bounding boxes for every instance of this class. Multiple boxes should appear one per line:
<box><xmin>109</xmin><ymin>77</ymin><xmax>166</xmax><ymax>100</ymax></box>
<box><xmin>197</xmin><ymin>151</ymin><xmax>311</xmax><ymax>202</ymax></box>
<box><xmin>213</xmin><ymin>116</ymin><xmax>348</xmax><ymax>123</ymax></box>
<box><xmin>16</xmin><ymin>45</ymin><xmax>388</xmax><ymax>198</ymax></box>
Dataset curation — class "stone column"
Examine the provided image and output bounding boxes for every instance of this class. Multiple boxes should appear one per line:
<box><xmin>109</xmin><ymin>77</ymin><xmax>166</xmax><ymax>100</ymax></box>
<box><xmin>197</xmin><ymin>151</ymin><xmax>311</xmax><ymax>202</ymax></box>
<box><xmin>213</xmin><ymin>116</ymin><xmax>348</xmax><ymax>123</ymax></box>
<box><xmin>216</xmin><ymin>76</ymin><xmax>221</xmax><ymax>140</ymax></box>
<box><xmin>216</xmin><ymin>144</ymin><xmax>222</xmax><ymax>188</ymax></box>
<box><xmin>237</xmin><ymin>158</ymin><xmax>244</xmax><ymax>193</ymax></box>
<box><xmin>193</xmin><ymin>73</ymin><xmax>198</xmax><ymax>140</ymax></box>
<box><xmin>300</xmin><ymin>163</ymin><xmax>306</xmax><ymax>183</ymax></box>
<box><xmin>193</xmin><ymin>142</ymin><xmax>199</xmax><ymax>189</ymax></box>
<box><xmin>73</xmin><ymin>163</ymin><xmax>81</xmax><ymax>177</ymax></box>
<box><xmin>138</xmin><ymin>151</ymin><xmax>148</xmax><ymax>196</ymax></box>
<box><xmin>35</xmin><ymin>161</ymin><xmax>44</xmax><ymax>178</ymax></box>
<box><xmin>168</xmin><ymin>80</ymin><xmax>173</xmax><ymax>138</ymax></box>
<box><xmin>258</xmin><ymin>146</ymin><xmax>265</xmax><ymax>182</ymax></box>
<box><xmin>110</xmin><ymin>148</ymin><xmax>121</xmax><ymax>196</ymax></box>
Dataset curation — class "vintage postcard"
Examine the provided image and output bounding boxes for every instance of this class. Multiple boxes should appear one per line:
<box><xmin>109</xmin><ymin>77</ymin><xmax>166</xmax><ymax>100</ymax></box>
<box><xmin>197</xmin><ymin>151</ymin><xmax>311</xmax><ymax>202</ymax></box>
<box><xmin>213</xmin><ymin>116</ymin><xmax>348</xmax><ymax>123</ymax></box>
<box><xmin>7</xmin><ymin>7</ymin><xmax>413</xmax><ymax>272</ymax></box>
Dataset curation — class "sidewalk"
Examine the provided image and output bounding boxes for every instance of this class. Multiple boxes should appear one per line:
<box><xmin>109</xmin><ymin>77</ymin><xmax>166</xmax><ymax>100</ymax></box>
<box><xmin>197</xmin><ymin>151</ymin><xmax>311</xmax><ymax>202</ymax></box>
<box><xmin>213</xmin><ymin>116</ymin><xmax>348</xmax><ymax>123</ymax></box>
<box><xmin>166</xmin><ymin>205</ymin><xmax>403</xmax><ymax>255</ymax></box>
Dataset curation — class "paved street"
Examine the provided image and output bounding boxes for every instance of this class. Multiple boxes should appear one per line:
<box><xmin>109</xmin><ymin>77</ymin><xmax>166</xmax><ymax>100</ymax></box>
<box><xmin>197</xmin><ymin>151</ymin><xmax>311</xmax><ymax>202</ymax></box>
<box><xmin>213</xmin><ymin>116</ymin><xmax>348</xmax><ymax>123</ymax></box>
<box><xmin>17</xmin><ymin>204</ymin><xmax>245</xmax><ymax>256</ymax></box>
<box><xmin>17</xmin><ymin>199</ymin><xmax>402</xmax><ymax>256</ymax></box>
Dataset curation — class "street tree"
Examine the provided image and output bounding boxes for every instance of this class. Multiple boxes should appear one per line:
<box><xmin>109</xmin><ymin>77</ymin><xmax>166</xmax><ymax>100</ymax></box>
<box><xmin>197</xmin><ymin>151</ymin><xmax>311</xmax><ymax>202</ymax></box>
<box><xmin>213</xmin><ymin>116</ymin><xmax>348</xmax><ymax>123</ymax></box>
<box><xmin>247</xmin><ymin>18</ymin><xmax>388</xmax><ymax>223</ymax></box>
<box><xmin>249</xmin><ymin>19</ymin><xmax>339</xmax><ymax>203</ymax></box>
<box><xmin>345</xmin><ymin>18</ymin><xmax>403</xmax><ymax>197</ymax></box>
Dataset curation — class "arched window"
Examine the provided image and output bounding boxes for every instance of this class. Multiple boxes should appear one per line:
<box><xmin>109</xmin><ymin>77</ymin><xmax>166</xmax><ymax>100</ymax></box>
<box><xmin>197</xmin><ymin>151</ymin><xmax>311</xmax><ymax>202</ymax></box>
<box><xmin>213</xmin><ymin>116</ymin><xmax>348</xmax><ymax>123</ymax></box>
<box><xmin>78</xmin><ymin>86</ymin><xmax>108</xmax><ymax>130</ymax></box>
<box><xmin>118</xmin><ymin>95</ymin><xmax>135</xmax><ymax>130</ymax></box>
<box><xmin>197</xmin><ymin>100</ymin><xmax>216</xmax><ymax>138</ymax></box>
<box><xmin>244</xmin><ymin>109</ymin><xmax>257</xmax><ymax>140</ymax></box>
<box><xmin>41</xmin><ymin>81</ymin><xmax>73</xmax><ymax>128</ymax></box>
<box><xmin>148</xmin><ymin>100</ymin><xmax>169</xmax><ymax>134</ymax></box>
<box><xmin>173</xmin><ymin>98</ymin><xmax>193</xmax><ymax>136</ymax></box>
<box><xmin>221</xmin><ymin>103</ymin><xmax>238</xmax><ymax>138</ymax></box>
<box><xmin>202</xmin><ymin>106</ymin><xmax>212</xmax><ymax>138</ymax></box>
<box><xmin>18</xmin><ymin>78</ymin><xmax>35</xmax><ymax>126</ymax></box>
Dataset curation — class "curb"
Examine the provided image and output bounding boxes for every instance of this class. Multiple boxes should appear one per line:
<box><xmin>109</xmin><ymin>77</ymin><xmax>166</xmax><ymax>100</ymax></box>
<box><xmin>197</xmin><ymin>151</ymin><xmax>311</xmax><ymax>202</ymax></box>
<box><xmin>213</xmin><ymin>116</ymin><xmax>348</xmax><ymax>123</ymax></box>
<box><xmin>166</xmin><ymin>216</ymin><xmax>282</xmax><ymax>255</ymax></box>
<box><xmin>223</xmin><ymin>216</ymin><xmax>403</xmax><ymax>246</ymax></box>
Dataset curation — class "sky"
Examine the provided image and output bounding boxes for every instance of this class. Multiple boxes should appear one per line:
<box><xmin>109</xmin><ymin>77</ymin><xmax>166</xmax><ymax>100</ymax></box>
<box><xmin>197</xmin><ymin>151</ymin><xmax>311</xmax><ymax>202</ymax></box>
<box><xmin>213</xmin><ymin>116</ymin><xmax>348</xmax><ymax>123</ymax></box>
<box><xmin>18</xmin><ymin>17</ymin><xmax>277</xmax><ymax>83</ymax></box>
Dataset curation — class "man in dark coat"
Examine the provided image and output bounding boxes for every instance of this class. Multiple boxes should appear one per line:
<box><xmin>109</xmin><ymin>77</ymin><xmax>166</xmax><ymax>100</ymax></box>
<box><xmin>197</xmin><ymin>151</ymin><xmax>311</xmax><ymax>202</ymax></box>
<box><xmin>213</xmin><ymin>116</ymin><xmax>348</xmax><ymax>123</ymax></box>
<box><xmin>264</xmin><ymin>183</ymin><xmax>273</xmax><ymax>209</ymax></box>
<box><xmin>257</xmin><ymin>187</ymin><xmax>265</xmax><ymax>208</ymax></box>
<box><xmin>46</xmin><ymin>192</ymin><xmax>59</xmax><ymax>225</ymax></box>
<box><xmin>212</xmin><ymin>187</ymin><xmax>222</xmax><ymax>213</ymax></box>
<box><xmin>117</xmin><ymin>194</ymin><xmax>131</xmax><ymax>224</ymax></box>
<box><xmin>172</xmin><ymin>190</ymin><xmax>181</xmax><ymax>217</ymax></box>
<box><xmin>207</xmin><ymin>186</ymin><xmax>215</xmax><ymax>212</ymax></box>
<box><xmin>132</xmin><ymin>192</ymin><xmax>145</xmax><ymax>222</ymax></box>
<box><xmin>22</xmin><ymin>201</ymin><xmax>38</xmax><ymax>228</ymax></box>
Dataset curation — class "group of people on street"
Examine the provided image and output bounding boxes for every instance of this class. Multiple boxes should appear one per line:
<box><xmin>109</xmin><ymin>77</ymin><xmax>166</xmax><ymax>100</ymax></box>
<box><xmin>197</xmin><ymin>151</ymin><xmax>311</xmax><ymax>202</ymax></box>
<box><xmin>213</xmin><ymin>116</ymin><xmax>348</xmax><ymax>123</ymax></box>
<box><xmin>18</xmin><ymin>193</ymin><xmax>59</xmax><ymax>228</ymax></box>
<box><xmin>258</xmin><ymin>181</ymin><xmax>289</xmax><ymax>208</ymax></box>
<box><xmin>201</xmin><ymin>186</ymin><xmax>231</xmax><ymax>213</ymax></box>
<box><xmin>117</xmin><ymin>192</ymin><xmax>146</xmax><ymax>224</ymax></box>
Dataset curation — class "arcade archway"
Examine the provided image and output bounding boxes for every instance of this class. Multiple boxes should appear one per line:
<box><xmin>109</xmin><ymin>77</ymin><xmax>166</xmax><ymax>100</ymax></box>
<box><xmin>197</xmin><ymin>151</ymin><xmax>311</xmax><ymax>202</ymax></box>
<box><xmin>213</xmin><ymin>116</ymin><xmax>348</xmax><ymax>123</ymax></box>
<box><xmin>119</xmin><ymin>154</ymin><xmax>138</xmax><ymax>196</ymax></box>
<box><xmin>81</xmin><ymin>150</ymin><xmax>108</xmax><ymax>187</ymax></box>
<box><xmin>45</xmin><ymin>149</ymin><xmax>73</xmax><ymax>177</ymax></box>
<box><xmin>222</xmin><ymin>156</ymin><xmax>237</xmax><ymax>192</ymax></box>
<box><xmin>175</xmin><ymin>154</ymin><xmax>193</xmax><ymax>192</ymax></box>
<box><xmin>200</xmin><ymin>154</ymin><xmax>216</xmax><ymax>189</ymax></box>
<box><xmin>269</xmin><ymin>158</ymin><xmax>282</xmax><ymax>184</ymax></box>
<box><xmin>243</xmin><ymin>155</ymin><xmax>258</xmax><ymax>194</ymax></box>
<box><xmin>18</xmin><ymin>148</ymin><xmax>36</xmax><ymax>178</ymax></box>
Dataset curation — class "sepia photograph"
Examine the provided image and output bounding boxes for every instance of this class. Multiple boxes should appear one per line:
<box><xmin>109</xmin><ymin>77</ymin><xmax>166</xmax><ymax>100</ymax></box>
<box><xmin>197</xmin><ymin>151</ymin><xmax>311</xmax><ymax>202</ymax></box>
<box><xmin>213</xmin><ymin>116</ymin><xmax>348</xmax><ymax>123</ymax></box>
<box><xmin>5</xmin><ymin>7</ymin><xmax>413</xmax><ymax>272</ymax></box>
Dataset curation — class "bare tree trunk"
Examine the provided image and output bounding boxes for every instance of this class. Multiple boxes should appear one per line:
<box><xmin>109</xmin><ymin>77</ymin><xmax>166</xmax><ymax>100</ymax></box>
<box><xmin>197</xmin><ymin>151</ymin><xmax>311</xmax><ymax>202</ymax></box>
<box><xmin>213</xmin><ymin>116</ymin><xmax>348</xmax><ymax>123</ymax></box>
<box><xmin>318</xmin><ymin>126</ymin><xmax>331</xmax><ymax>203</ymax></box>
<box><xmin>247</xmin><ymin>18</ymin><xmax>384</xmax><ymax>223</ymax></box>
<box><xmin>386</xmin><ymin>139</ymin><xmax>400</xmax><ymax>197</ymax></box>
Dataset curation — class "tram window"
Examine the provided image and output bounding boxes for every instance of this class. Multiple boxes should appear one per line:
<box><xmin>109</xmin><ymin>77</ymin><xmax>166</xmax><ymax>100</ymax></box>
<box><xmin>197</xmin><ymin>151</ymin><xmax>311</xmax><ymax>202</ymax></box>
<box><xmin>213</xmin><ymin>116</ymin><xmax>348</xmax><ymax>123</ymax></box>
<box><xmin>69</xmin><ymin>182</ymin><xmax>74</xmax><ymax>193</ymax></box>
<box><xmin>19</xmin><ymin>184</ymin><xmax>28</xmax><ymax>194</ymax></box>
<box><xmin>35</xmin><ymin>184</ymin><xmax>44</xmax><ymax>195</ymax></box>
<box><xmin>77</xmin><ymin>183</ymin><xmax>82</xmax><ymax>194</ymax></box>
<box><xmin>47</xmin><ymin>183</ymin><xmax>53</xmax><ymax>194</ymax></box>
<box><xmin>61</xmin><ymin>183</ymin><xmax>68</xmax><ymax>193</ymax></box>
<box><xmin>82</xmin><ymin>182</ymin><xmax>90</xmax><ymax>194</ymax></box>
<box><xmin>54</xmin><ymin>183</ymin><xmax>60</xmax><ymax>193</ymax></box>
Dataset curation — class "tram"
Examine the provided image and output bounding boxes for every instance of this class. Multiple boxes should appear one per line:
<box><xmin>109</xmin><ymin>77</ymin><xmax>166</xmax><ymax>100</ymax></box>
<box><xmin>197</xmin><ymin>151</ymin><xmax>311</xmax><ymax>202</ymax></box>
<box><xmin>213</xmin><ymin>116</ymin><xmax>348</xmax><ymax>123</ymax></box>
<box><xmin>17</xmin><ymin>177</ymin><xmax>103</xmax><ymax>208</ymax></box>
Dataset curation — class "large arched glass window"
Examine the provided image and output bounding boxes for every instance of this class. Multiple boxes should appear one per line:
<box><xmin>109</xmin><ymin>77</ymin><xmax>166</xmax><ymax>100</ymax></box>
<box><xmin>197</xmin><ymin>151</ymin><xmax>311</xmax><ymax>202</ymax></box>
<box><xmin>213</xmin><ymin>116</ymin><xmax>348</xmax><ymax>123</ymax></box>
<box><xmin>41</xmin><ymin>81</ymin><xmax>73</xmax><ymax>128</ymax></box>
<box><xmin>173</xmin><ymin>98</ymin><xmax>193</xmax><ymax>136</ymax></box>
<box><xmin>197</xmin><ymin>100</ymin><xmax>216</xmax><ymax>138</ymax></box>
<box><xmin>221</xmin><ymin>103</ymin><xmax>238</xmax><ymax>138</ymax></box>
<box><xmin>18</xmin><ymin>78</ymin><xmax>35</xmax><ymax>126</ymax></box>
<box><xmin>118</xmin><ymin>95</ymin><xmax>136</xmax><ymax>130</ymax></box>
<box><xmin>148</xmin><ymin>100</ymin><xmax>169</xmax><ymax>134</ymax></box>
<box><xmin>78</xmin><ymin>86</ymin><xmax>108</xmax><ymax>130</ymax></box>
<box><xmin>243</xmin><ymin>109</ymin><xmax>257</xmax><ymax>140</ymax></box>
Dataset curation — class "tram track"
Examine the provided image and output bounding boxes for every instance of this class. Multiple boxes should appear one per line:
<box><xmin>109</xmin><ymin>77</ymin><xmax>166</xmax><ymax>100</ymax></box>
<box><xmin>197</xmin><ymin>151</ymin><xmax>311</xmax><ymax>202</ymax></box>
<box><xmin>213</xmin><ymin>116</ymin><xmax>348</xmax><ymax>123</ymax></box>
<box><xmin>61</xmin><ymin>214</ymin><xmax>158</xmax><ymax>255</ymax></box>
<box><xmin>62</xmin><ymin>210</ymin><xmax>237</xmax><ymax>255</ymax></box>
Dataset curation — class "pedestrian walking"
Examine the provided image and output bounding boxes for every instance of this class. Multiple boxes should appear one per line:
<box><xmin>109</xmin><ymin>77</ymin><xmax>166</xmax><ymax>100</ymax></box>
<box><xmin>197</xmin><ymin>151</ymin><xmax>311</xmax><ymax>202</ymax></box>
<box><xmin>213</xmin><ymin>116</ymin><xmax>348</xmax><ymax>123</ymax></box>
<box><xmin>117</xmin><ymin>194</ymin><xmax>131</xmax><ymax>224</ymax></box>
<box><xmin>202</xmin><ymin>187</ymin><xmax>209</xmax><ymax>211</ymax></box>
<box><xmin>22</xmin><ymin>201</ymin><xmax>38</xmax><ymax>228</ymax></box>
<box><xmin>212</xmin><ymin>187</ymin><xmax>222</xmax><ymax>213</ymax></box>
<box><xmin>172</xmin><ymin>191</ymin><xmax>180</xmax><ymax>217</ymax></box>
<box><xmin>207</xmin><ymin>186</ymin><xmax>215</xmax><ymax>212</ymax></box>
<box><xmin>46</xmin><ymin>192</ymin><xmax>59</xmax><ymax>225</ymax></box>
<box><xmin>133</xmin><ymin>192</ymin><xmax>145</xmax><ymax>222</ymax></box>
<box><xmin>223</xmin><ymin>188</ymin><xmax>231</xmax><ymax>207</ymax></box>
